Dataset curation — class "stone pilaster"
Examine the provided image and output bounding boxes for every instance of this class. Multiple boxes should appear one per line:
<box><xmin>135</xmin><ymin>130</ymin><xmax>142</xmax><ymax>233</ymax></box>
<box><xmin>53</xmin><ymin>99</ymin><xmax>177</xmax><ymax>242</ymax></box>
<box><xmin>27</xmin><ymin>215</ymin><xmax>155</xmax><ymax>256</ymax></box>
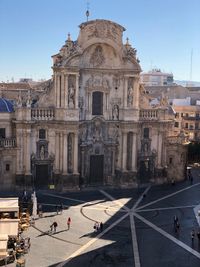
<box><xmin>132</xmin><ymin>133</ymin><xmax>137</xmax><ymax>171</ymax></box>
<box><xmin>122</xmin><ymin>131</ymin><xmax>127</xmax><ymax>171</ymax></box>
<box><xmin>64</xmin><ymin>74</ymin><xmax>68</xmax><ymax>108</ymax></box>
<box><xmin>73</xmin><ymin>132</ymin><xmax>79</xmax><ymax>174</ymax></box>
<box><xmin>55</xmin><ymin>132</ymin><xmax>60</xmax><ymax>173</ymax></box>
<box><xmin>75</xmin><ymin>74</ymin><xmax>79</xmax><ymax>109</ymax></box>
<box><xmin>124</xmin><ymin>77</ymin><xmax>128</xmax><ymax>108</ymax></box>
<box><xmin>62</xmin><ymin>133</ymin><xmax>68</xmax><ymax>175</ymax></box>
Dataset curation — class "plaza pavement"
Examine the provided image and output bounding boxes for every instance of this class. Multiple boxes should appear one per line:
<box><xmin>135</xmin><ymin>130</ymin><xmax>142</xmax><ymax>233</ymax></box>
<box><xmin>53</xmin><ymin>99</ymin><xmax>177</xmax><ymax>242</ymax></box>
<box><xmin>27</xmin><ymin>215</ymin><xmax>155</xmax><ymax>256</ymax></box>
<box><xmin>4</xmin><ymin>168</ymin><xmax>200</xmax><ymax>267</ymax></box>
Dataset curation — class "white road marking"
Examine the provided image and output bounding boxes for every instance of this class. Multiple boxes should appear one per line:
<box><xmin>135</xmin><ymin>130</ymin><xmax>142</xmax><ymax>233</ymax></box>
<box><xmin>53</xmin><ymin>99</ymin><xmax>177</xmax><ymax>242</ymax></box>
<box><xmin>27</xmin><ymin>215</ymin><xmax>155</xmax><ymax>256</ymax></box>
<box><xmin>132</xmin><ymin>186</ymin><xmax>151</xmax><ymax>210</ymax></box>
<box><xmin>56</xmin><ymin>213</ymin><xmax>129</xmax><ymax>267</ymax></box>
<box><xmin>42</xmin><ymin>192</ymin><xmax>86</xmax><ymax>203</ymax></box>
<box><xmin>136</xmin><ymin>182</ymin><xmax>200</xmax><ymax>210</ymax></box>
<box><xmin>130</xmin><ymin>213</ymin><xmax>141</xmax><ymax>267</ymax></box>
<box><xmin>137</xmin><ymin>205</ymin><xmax>196</xmax><ymax>212</ymax></box>
<box><xmin>134</xmin><ymin>212</ymin><xmax>200</xmax><ymax>260</ymax></box>
<box><xmin>100</xmin><ymin>190</ymin><xmax>130</xmax><ymax>211</ymax></box>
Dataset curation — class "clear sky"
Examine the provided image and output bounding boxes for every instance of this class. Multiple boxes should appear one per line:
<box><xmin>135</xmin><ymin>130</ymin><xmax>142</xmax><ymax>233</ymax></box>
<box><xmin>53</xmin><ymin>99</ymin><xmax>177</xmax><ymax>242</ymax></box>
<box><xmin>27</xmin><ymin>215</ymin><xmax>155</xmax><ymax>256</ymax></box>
<box><xmin>0</xmin><ymin>0</ymin><xmax>199</xmax><ymax>82</ymax></box>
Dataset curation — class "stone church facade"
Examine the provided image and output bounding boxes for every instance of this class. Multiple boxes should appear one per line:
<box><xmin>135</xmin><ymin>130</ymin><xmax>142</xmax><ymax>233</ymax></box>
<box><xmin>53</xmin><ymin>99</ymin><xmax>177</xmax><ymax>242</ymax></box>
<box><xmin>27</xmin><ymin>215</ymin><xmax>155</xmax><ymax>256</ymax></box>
<box><xmin>0</xmin><ymin>19</ymin><xmax>187</xmax><ymax>190</ymax></box>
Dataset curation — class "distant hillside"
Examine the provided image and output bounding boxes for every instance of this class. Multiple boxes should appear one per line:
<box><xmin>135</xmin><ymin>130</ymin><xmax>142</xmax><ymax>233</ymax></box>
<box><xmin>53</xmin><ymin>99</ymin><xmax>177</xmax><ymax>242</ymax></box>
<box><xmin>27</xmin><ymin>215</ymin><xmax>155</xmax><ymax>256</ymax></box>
<box><xmin>175</xmin><ymin>80</ymin><xmax>200</xmax><ymax>87</ymax></box>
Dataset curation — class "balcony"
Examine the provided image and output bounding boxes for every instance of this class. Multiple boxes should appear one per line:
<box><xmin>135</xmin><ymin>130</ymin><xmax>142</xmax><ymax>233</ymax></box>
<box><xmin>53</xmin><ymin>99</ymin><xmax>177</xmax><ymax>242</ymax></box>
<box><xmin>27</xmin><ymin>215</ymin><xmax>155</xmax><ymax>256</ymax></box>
<box><xmin>139</xmin><ymin>109</ymin><xmax>158</xmax><ymax>120</ymax></box>
<box><xmin>31</xmin><ymin>108</ymin><xmax>55</xmax><ymax>121</ymax></box>
<box><xmin>0</xmin><ymin>138</ymin><xmax>16</xmax><ymax>148</ymax></box>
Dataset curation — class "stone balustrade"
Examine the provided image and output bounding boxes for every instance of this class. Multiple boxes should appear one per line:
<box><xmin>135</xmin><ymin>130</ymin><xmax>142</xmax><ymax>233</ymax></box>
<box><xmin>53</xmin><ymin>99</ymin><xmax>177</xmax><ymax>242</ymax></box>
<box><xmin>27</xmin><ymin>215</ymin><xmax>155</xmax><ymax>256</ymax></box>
<box><xmin>0</xmin><ymin>138</ymin><xmax>16</xmax><ymax>148</ymax></box>
<box><xmin>31</xmin><ymin>108</ymin><xmax>55</xmax><ymax>120</ymax></box>
<box><xmin>139</xmin><ymin>109</ymin><xmax>158</xmax><ymax>120</ymax></box>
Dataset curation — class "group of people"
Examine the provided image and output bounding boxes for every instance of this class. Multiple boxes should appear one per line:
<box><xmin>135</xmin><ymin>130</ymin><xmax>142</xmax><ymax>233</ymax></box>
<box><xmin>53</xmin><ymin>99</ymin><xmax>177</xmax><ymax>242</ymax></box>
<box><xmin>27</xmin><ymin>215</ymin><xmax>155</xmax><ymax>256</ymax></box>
<box><xmin>191</xmin><ymin>229</ymin><xmax>200</xmax><ymax>244</ymax></box>
<box><xmin>93</xmin><ymin>221</ymin><xmax>103</xmax><ymax>232</ymax></box>
<box><xmin>50</xmin><ymin>217</ymin><xmax>71</xmax><ymax>233</ymax></box>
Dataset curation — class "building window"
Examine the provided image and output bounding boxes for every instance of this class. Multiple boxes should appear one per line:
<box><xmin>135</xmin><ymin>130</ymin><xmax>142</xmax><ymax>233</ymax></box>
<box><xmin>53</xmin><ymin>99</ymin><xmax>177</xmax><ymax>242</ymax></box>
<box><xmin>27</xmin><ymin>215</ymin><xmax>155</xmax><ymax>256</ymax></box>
<box><xmin>181</xmin><ymin>113</ymin><xmax>183</xmax><ymax>117</ymax></box>
<box><xmin>0</xmin><ymin>128</ymin><xmax>6</xmax><ymax>139</ymax></box>
<box><xmin>39</xmin><ymin>129</ymin><xmax>46</xmax><ymax>139</ymax></box>
<box><xmin>186</xmin><ymin>113</ymin><xmax>188</xmax><ymax>117</ymax></box>
<box><xmin>174</xmin><ymin>122</ymin><xmax>179</xmax><ymax>127</ymax></box>
<box><xmin>6</xmin><ymin>164</ymin><xmax>10</xmax><ymax>171</ymax></box>
<box><xmin>169</xmin><ymin>157</ymin><xmax>173</xmax><ymax>164</ymax></box>
<box><xmin>92</xmin><ymin>91</ymin><xmax>103</xmax><ymax>115</ymax></box>
<box><xmin>185</xmin><ymin>123</ymin><xmax>188</xmax><ymax>129</ymax></box>
<box><xmin>175</xmin><ymin>113</ymin><xmax>179</xmax><ymax>118</ymax></box>
<box><xmin>143</xmin><ymin>128</ymin><xmax>149</xmax><ymax>139</ymax></box>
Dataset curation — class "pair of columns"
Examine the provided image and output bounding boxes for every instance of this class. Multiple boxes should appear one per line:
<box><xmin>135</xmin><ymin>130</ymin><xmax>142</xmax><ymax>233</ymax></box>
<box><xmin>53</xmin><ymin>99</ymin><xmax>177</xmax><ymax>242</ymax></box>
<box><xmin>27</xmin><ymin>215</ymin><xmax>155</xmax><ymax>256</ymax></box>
<box><xmin>55</xmin><ymin>131</ymin><xmax>79</xmax><ymax>175</ymax></box>
<box><xmin>121</xmin><ymin>131</ymin><xmax>137</xmax><ymax>172</ymax></box>
<box><xmin>55</xmin><ymin>73</ymin><xmax>79</xmax><ymax>109</ymax></box>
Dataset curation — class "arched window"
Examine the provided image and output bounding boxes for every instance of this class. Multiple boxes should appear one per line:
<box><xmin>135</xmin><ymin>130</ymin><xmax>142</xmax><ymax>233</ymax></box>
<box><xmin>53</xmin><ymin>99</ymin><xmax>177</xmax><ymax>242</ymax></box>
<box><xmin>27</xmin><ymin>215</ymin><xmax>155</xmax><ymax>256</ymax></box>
<box><xmin>39</xmin><ymin>129</ymin><xmax>46</xmax><ymax>139</ymax></box>
<box><xmin>92</xmin><ymin>91</ymin><xmax>103</xmax><ymax>115</ymax></box>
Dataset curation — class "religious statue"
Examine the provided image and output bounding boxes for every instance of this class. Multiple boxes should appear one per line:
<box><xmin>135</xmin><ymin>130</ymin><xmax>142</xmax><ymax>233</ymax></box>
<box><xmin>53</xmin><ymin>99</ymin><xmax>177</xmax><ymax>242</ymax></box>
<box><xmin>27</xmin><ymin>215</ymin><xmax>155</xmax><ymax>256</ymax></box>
<box><xmin>26</xmin><ymin>90</ymin><xmax>32</xmax><ymax>107</ymax></box>
<box><xmin>68</xmin><ymin>85</ymin><xmax>75</xmax><ymax>108</ymax></box>
<box><xmin>40</xmin><ymin>145</ymin><xmax>45</xmax><ymax>160</ymax></box>
<box><xmin>127</xmin><ymin>86</ymin><xmax>133</xmax><ymax>106</ymax></box>
<box><xmin>112</xmin><ymin>105</ymin><xmax>119</xmax><ymax>120</ymax></box>
<box><xmin>17</xmin><ymin>91</ymin><xmax>22</xmax><ymax>107</ymax></box>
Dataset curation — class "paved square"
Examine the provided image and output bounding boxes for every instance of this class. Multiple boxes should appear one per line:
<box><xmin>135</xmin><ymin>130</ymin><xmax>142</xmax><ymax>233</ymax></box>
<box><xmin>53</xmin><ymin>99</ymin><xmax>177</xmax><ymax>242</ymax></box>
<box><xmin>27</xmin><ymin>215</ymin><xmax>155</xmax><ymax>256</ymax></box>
<box><xmin>3</xmin><ymin>168</ymin><xmax>200</xmax><ymax>267</ymax></box>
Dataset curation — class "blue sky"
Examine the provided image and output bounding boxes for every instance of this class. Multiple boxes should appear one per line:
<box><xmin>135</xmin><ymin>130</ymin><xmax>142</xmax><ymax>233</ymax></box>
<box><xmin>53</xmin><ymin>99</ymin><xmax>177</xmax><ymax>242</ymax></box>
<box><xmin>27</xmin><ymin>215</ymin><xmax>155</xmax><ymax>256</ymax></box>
<box><xmin>0</xmin><ymin>0</ymin><xmax>199</xmax><ymax>82</ymax></box>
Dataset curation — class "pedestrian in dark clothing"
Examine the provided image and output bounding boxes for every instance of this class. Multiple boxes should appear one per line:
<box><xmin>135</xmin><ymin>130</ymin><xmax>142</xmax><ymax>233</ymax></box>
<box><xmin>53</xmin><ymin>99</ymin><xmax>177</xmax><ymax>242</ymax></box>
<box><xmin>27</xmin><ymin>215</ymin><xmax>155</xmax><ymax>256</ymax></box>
<box><xmin>197</xmin><ymin>230</ymin><xmax>200</xmax><ymax>242</ymax></box>
<box><xmin>100</xmin><ymin>222</ymin><xmax>103</xmax><ymax>232</ymax></box>
<box><xmin>191</xmin><ymin>229</ymin><xmax>195</xmax><ymax>243</ymax></box>
<box><xmin>60</xmin><ymin>203</ymin><xmax>63</xmax><ymax>214</ymax></box>
<box><xmin>53</xmin><ymin>221</ymin><xmax>58</xmax><ymax>232</ymax></box>
<box><xmin>67</xmin><ymin>217</ymin><xmax>71</xmax><ymax>230</ymax></box>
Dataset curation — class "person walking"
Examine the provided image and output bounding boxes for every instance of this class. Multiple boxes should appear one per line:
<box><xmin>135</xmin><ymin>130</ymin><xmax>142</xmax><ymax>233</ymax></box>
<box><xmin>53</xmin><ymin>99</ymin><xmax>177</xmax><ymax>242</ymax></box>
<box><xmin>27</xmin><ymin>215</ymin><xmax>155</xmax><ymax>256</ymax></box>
<box><xmin>67</xmin><ymin>217</ymin><xmax>71</xmax><ymax>230</ymax></box>
<box><xmin>100</xmin><ymin>222</ymin><xmax>103</xmax><ymax>232</ymax></box>
<box><xmin>191</xmin><ymin>229</ymin><xmax>195</xmax><ymax>244</ymax></box>
<box><xmin>53</xmin><ymin>221</ymin><xmax>58</xmax><ymax>233</ymax></box>
<box><xmin>197</xmin><ymin>230</ymin><xmax>200</xmax><ymax>243</ymax></box>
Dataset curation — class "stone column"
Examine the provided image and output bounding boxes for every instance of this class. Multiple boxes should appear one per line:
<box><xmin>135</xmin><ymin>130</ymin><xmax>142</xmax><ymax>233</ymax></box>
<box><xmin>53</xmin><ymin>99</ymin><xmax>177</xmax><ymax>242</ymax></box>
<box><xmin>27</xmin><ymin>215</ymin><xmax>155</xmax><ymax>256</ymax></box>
<box><xmin>56</xmin><ymin>74</ymin><xmax>60</xmax><ymax>107</ymax></box>
<box><xmin>64</xmin><ymin>74</ymin><xmax>68</xmax><ymax>108</ymax></box>
<box><xmin>124</xmin><ymin>77</ymin><xmax>128</xmax><ymax>108</ymax></box>
<box><xmin>61</xmin><ymin>74</ymin><xmax>65</xmax><ymax>108</ymax></box>
<box><xmin>73</xmin><ymin>132</ymin><xmax>79</xmax><ymax>174</ymax></box>
<box><xmin>132</xmin><ymin>133</ymin><xmax>137</xmax><ymax>171</ymax></box>
<box><xmin>81</xmin><ymin>147</ymin><xmax>85</xmax><ymax>177</ymax></box>
<box><xmin>63</xmin><ymin>133</ymin><xmax>68</xmax><ymax>174</ymax></box>
<box><xmin>112</xmin><ymin>150</ymin><xmax>115</xmax><ymax>175</ymax></box>
<box><xmin>59</xmin><ymin>133</ymin><xmax>63</xmax><ymax>172</ymax></box>
<box><xmin>25</xmin><ymin>129</ymin><xmax>31</xmax><ymax>175</ymax></box>
<box><xmin>133</xmin><ymin>76</ymin><xmax>140</xmax><ymax>109</ymax></box>
<box><xmin>75</xmin><ymin>74</ymin><xmax>79</xmax><ymax>109</ymax></box>
<box><xmin>157</xmin><ymin>131</ymin><xmax>162</xmax><ymax>167</ymax></box>
<box><xmin>16</xmin><ymin>129</ymin><xmax>22</xmax><ymax>174</ymax></box>
<box><xmin>122</xmin><ymin>131</ymin><xmax>127</xmax><ymax>171</ymax></box>
<box><xmin>55</xmin><ymin>132</ymin><xmax>60</xmax><ymax>173</ymax></box>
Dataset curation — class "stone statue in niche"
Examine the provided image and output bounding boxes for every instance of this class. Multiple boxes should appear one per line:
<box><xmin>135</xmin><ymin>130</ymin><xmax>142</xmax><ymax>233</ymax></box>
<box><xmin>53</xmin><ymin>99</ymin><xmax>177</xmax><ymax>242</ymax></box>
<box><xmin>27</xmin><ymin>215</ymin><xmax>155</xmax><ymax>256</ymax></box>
<box><xmin>68</xmin><ymin>86</ymin><xmax>75</xmax><ymax>108</ymax></box>
<box><xmin>40</xmin><ymin>145</ymin><xmax>45</xmax><ymax>160</ymax></box>
<box><xmin>112</xmin><ymin>105</ymin><xmax>119</xmax><ymax>120</ymax></box>
<box><xmin>26</xmin><ymin>90</ymin><xmax>32</xmax><ymax>107</ymax></box>
<box><xmin>127</xmin><ymin>86</ymin><xmax>133</xmax><ymax>106</ymax></box>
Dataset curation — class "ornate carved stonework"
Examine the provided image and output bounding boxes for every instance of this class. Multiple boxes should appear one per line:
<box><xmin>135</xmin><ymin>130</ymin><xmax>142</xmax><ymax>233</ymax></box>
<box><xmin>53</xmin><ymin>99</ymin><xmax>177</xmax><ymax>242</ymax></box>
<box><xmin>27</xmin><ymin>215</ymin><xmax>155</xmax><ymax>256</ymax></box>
<box><xmin>90</xmin><ymin>46</ymin><xmax>105</xmax><ymax>67</ymax></box>
<box><xmin>85</xmin><ymin>75</ymin><xmax>110</xmax><ymax>92</ymax></box>
<box><xmin>87</xmin><ymin>21</ymin><xmax>122</xmax><ymax>42</ymax></box>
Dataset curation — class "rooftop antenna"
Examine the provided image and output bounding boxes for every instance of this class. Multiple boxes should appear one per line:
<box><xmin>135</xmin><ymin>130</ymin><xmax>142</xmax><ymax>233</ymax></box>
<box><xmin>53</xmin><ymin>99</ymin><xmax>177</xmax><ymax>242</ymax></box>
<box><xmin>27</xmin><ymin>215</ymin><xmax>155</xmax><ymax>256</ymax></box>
<box><xmin>86</xmin><ymin>1</ymin><xmax>90</xmax><ymax>21</ymax></box>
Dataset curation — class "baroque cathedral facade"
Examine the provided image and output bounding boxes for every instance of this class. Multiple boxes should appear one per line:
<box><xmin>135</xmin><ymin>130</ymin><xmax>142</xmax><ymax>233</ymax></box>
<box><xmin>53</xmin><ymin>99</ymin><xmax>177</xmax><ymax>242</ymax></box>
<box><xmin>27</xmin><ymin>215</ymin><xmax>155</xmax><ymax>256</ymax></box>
<box><xmin>0</xmin><ymin>19</ymin><xmax>187</xmax><ymax>190</ymax></box>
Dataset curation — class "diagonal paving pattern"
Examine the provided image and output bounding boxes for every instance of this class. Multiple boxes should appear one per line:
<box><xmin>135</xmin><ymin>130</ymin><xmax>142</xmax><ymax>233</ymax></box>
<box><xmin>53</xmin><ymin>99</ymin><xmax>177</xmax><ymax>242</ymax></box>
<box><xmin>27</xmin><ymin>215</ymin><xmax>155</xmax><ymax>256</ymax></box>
<box><xmin>27</xmin><ymin>181</ymin><xmax>200</xmax><ymax>266</ymax></box>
